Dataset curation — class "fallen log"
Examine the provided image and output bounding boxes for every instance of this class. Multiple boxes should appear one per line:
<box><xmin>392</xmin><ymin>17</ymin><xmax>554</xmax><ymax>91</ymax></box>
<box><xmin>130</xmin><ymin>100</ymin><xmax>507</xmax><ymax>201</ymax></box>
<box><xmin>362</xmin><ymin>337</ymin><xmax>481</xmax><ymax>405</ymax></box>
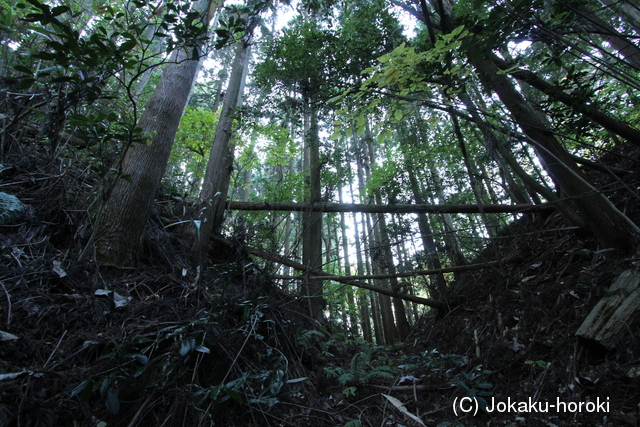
<box><xmin>211</xmin><ymin>236</ymin><xmax>448</xmax><ymax>310</ymax></box>
<box><xmin>270</xmin><ymin>258</ymin><xmax>509</xmax><ymax>281</ymax></box>
<box><xmin>576</xmin><ymin>270</ymin><xmax>640</xmax><ymax>351</ymax></box>
<box><xmin>227</xmin><ymin>201</ymin><xmax>555</xmax><ymax>215</ymax></box>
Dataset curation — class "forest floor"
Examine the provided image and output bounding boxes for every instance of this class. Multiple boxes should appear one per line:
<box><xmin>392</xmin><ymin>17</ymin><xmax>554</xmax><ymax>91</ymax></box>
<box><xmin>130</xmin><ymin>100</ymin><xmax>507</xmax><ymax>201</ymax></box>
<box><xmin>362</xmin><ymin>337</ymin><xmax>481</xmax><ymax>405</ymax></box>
<box><xmin>1</xmin><ymin>141</ymin><xmax>640</xmax><ymax>426</ymax></box>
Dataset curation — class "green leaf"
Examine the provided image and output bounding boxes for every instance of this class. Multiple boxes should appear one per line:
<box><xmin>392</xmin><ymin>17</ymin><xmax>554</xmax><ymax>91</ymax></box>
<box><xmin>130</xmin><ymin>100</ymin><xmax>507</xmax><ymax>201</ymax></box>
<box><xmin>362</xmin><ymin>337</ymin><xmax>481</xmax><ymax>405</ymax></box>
<box><xmin>224</xmin><ymin>387</ymin><xmax>243</xmax><ymax>403</ymax></box>
<box><xmin>179</xmin><ymin>338</ymin><xmax>195</xmax><ymax>356</ymax></box>
<box><xmin>343</xmin><ymin>386</ymin><xmax>357</xmax><ymax>397</ymax></box>
<box><xmin>2</xmin><ymin>8</ymin><xmax>13</xmax><ymax>26</ymax></box>
<box><xmin>132</xmin><ymin>354</ymin><xmax>149</xmax><ymax>365</ymax></box>
<box><xmin>51</xmin><ymin>76</ymin><xmax>75</xmax><ymax>83</ymax></box>
<box><xmin>51</xmin><ymin>5</ymin><xmax>70</xmax><ymax>16</ymax></box>
<box><xmin>13</xmin><ymin>65</ymin><xmax>33</xmax><ymax>74</ymax></box>
<box><xmin>119</xmin><ymin>39</ymin><xmax>136</xmax><ymax>52</ymax></box>
<box><xmin>99</xmin><ymin>376</ymin><xmax>111</xmax><ymax>397</ymax></box>
<box><xmin>195</xmin><ymin>345</ymin><xmax>210</xmax><ymax>354</ymax></box>
<box><xmin>69</xmin><ymin>379</ymin><xmax>91</xmax><ymax>398</ymax></box>
<box><xmin>105</xmin><ymin>388</ymin><xmax>120</xmax><ymax>414</ymax></box>
<box><xmin>19</xmin><ymin>78</ymin><xmax>36</xmax><ymax>89</ymax></box>
<box><xmin>451</xmin><ymin>25</ymin><xmax>465</xmax><ymax>37</ymax></box>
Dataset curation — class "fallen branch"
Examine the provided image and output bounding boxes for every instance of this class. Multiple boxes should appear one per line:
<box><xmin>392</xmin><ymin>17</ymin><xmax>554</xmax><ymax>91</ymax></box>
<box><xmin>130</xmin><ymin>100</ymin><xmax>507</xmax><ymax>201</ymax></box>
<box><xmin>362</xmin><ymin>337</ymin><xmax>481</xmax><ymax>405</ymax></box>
<box><xmin>571</xmin><ymin>154</ymin><xmax>631</xmax><ymax>175</ymax></box>
<box><xmin>270</xmin><ymin>256</ymin><xmax>520</xmax><ymax>281</ymax></box>
<box><xmin>227</xmin><ymin>201</ymin><xmax>555</xmax><ymax>215</ymax></box>
<box><xmin>211</xmin><ymin>236</ymin><xmax>448</xmax><ymax>309</ymax></box>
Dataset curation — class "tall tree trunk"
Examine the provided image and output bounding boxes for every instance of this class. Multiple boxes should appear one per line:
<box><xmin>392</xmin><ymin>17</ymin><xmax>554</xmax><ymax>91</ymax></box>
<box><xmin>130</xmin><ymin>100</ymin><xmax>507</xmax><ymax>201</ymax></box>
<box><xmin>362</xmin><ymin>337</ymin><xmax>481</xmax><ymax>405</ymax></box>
<box><xmin>376</xmin><ymin>200</ymin><xmax>412</xmax><ymax>340</ymax></box>
<box><xmin>282</xmin><ymin>123</ymin><xmax>297</xmax><ymax>287</ymax></box>
<box><xmin>425</xmin><ymin>158</ymin><xmax>469</xmax><ymax>265</ymax></box>
<box><xmin>353</xmin><ymin>128</ymin><xmax>395</xmax><ymax>344</ymax></box>
<box><xmin>597</xmin><ymin>0</ymin><xmax>640</xmax><ymax>33</ymax></box>
<box><xmin>448</xmin><ymin>105</ymin><xmax>498</xmax><ymax>239</ymax></box>
<box><xmin>338</xmin><ymin>186</ymin><xmax>360</xmax><ymax>337</ymax></box>
<box><xmin>405</xmin><ymin>155</ymin><xmax>448</xmax><ymax>299</ymax></box>
<box><xmin>359</xmin><ymin>134</ymin><xmax>398</xmax><ymax>345</ymax></box>
<box><xmin>302</xmin><ymin>101</ymin><xmax>324</xmax><ymax>320</ymax></box>
<box><xmin>391</xmin><ymin>215</ymin><xmax>418</xmax><ymax>325</ymax></box>
<box><xmin>350</xmin><ymin>181</ymin><xmax>373</xmax><ymax>342</ymax></box>
<box><xmin>89</xmin><ymin>0</ymin><xmax>216</xmax><ymax>265</ymax></box>
<box><xmin>470</xmin><ymin>54</ymin><xmax>638</xmax><ymax>252</ymax></box>
<box><xmin>133</xmin><ymin>13</ymin><xmax>170</xmax><ymax>101</ymax></box>
<box><xmin>366</xmin><ymin>212</ymin><xmax>397</xmax><ymax>344</ymax></box>
<box><xmin>414</xmin><ymin>111</ymin><xmax>468</xmax><ymax>265</ymax></box>
<box><xmin>460</xmin><ymin>88</ymin><xmax>571</xmax><ymax>225</ymax></box>
<box><xmin>491</xmin><ymin>56</ymin><xmax>640</xmax><ymax>144</ymax></box>
<box><xmin>364</xmin><ymin>129</ymin><xmax>411</xmax><ymax>340</ymax></box>
<box><xmin>209</xmin><ymin>68</ymin><xmax>229</xmax><ymax>113</ymax></box>
<box><xmin>578</xmin><ymin>3</ymin><xmax>640</xmax><ymax>71</ymax></box>
<box><xmin>195</xmin><ymin>37</ymin><xmax>252</xmax><ymax>262</ymax></box>
<box><xmin>369</xmin><ymin>291</ymin><xmax>384</xmax><ymax>345</ymax></box>
<box><xmin>359</xmin><ymin>199</ymin><xmax>383</xmax><ymax>343</ymax></box>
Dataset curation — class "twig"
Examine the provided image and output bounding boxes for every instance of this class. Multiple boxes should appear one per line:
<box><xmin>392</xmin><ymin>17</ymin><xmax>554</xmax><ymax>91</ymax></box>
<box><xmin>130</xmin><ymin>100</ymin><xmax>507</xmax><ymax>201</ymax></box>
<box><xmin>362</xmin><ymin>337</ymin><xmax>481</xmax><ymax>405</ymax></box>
<box><xmin>221</xmin><ymin>315</ymin><xmax>258</xmax><ymax>384</ymax></box>
<box><xmin>556</xmin><ymin>252</ymin><xmax>575</xmax><ymax>284</ymax></box>
<box><xmin>43</xmin><ymin>330</ymin><xmax>67</xmax><ymax>369</ymax></box>
<box><xmin>532</xmin><ymin>362</ymin><xmax>552</xmax><ymax>403</ymax></box>
<box><xmin>0</xmin><ymin>281</ymin><xmax>11</xmax><ymax>326</ymax></box>
<box><xmin>126</xmin><ymin>390</ymin><xmax>157</xmax><ymax>427</ymax></box>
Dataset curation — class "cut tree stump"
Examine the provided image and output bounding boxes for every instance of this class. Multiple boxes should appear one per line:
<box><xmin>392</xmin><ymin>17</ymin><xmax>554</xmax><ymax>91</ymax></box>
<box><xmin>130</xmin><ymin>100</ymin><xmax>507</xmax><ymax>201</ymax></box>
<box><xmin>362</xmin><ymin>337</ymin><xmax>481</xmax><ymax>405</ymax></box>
<box><xmin>0</xmin><ymin>192</ymin><xmax>25</xmax><ymax>225</ymax></box>
<box><xmin>576</xmin><ymin>270</ymin><xmax>640</xmax><ymax>351</ymax></box>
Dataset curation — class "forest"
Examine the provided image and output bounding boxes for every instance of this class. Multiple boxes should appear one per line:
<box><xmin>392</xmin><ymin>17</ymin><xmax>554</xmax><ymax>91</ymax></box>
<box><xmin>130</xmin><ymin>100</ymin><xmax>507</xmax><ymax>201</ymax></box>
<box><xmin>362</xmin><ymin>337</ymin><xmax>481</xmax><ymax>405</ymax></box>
<box><xmin>1</xmin><ymin>0</ymin><xmax>640</xmax><ymax>425</ymax></box>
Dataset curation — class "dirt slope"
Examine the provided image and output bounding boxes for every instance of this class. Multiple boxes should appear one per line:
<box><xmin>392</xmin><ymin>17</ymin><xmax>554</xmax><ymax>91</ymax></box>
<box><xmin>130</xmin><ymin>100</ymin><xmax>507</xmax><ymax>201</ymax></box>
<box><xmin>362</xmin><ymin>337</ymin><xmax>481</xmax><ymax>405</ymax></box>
<box><xmin>1</xmin><ymin>144</ymin><xmax>640</xmax><ymax>426</ymax></box>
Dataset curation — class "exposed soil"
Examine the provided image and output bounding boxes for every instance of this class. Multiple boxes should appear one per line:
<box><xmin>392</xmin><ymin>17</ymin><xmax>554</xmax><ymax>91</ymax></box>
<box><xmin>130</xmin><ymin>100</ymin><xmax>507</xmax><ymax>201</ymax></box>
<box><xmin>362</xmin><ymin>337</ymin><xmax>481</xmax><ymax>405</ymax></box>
<box><xmin>1</xmin><ymin>143</ymin><xmax>640</xmax><ymax>426</ymax></box>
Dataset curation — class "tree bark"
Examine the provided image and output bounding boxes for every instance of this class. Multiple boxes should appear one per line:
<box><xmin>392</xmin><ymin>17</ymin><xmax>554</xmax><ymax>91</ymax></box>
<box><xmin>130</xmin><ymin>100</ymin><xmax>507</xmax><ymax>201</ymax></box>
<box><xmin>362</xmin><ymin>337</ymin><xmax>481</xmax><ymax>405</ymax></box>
<box><xmin>355</xmin><ymin>128</ymin><xmax>397</xmax><ymax>344</ymax></box>
<box><xmin>364</xmin><ymin>129</ymin><xmax>403</xmax><ymax>344</ymax></box>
